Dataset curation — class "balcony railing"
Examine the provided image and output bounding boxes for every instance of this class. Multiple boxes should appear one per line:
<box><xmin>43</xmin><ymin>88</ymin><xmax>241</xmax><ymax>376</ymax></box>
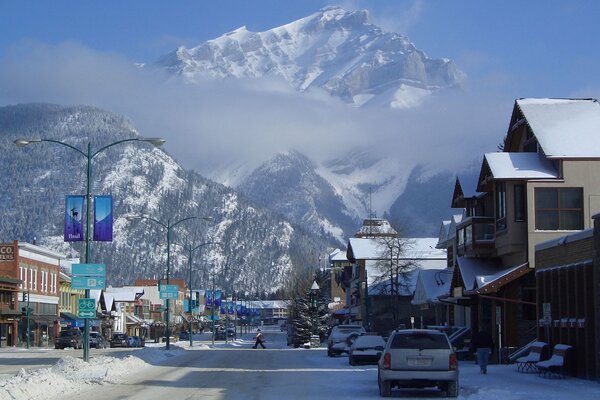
<box><xmin>456</xmin><ymin>216</ymin><xmax>495</xmax><ymax>255</ymax></box>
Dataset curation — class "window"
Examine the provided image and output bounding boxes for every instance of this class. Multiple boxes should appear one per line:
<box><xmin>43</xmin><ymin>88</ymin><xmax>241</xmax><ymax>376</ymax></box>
<box><xmin>496</xmin><ymin>182</ymin><xmax>507</xmax><ymax>231</ymax></box>
<box><xmin>535</xmin><ymin>187</ymin><xmax>583</xmax><ymax>230</ymax></box>
<box><xmin>514</xmin><ymin>184</ymin><xmax>525</xmax><ymax>222</ymax></box>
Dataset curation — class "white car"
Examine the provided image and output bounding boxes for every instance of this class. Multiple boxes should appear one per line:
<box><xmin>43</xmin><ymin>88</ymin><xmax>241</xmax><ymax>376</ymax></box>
<box><xmin>326</xmin><ymin>324</ymin><xmax>366</xmax><ymax>357</ymax></box>
<box><xmin>377</xmin><ymin>329</ymin><xmax>459</xmax><ymax>397</ymax></box>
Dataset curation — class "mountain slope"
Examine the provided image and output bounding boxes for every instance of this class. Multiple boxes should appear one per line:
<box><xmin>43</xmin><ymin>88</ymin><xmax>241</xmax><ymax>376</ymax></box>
<box><xmin>0</xmin><ymin>103</ymin><xmax>327</xmax><ymax>294</ymax></box>
<box><xmin>238</xmin><ymin>150</ymin><xmax>356</xmax><ymax>243</ymax></box>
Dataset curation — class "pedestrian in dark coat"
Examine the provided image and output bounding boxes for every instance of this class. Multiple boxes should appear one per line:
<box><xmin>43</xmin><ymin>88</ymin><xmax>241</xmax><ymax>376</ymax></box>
<box><xmin>252</xmin><ymin>329</ymin><xmax>266</xmax><ymax>349</ymax></box>
<box><xmin>471</xmin><ymin>329</ymin><xmax>494</xmax><ymax>374</ymax></box>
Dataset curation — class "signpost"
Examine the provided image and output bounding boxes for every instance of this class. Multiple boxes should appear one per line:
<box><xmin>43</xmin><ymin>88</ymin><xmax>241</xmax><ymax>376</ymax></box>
<box><xmin>78</xmin><ymin>298</ymin><xmax>96</xmax><ymax>319</ymax></box>
<box><xmin>72</xmin><ymin>263</ymin><xmax>106</xmax><ymax>290</ymax></box>
<box><xmin>160</xmin><ymin>284</ymin><xmax>179</xmax><ymax>299</ymax></box>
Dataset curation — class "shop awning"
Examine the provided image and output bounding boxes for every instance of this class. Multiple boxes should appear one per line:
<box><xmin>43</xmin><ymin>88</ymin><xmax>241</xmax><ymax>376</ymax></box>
<box><xmin>477</xmin><ymin>262</ymin><xmax>531</xmax><ymax>294</ymax></box>
<box><xmin>60</xmin><ymin>312</ymin><xmax>78</xmax><ymax>321</ymax></box>
<box><xmin>456</xmin><ymin>257</ymin><xmax>503</xmax><ymax>293</ymax></box>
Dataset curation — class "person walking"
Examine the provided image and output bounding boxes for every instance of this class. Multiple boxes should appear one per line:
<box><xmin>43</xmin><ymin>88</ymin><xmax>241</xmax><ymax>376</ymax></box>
<box><xmin>252</xmin><ymin>329</ymin><xmax>266</xmax><ymax>349</ymax></box>
<box><xmin>471</xmin><ymin>329</ymin><xmax>494</xmax><ymax>374</ymax></box>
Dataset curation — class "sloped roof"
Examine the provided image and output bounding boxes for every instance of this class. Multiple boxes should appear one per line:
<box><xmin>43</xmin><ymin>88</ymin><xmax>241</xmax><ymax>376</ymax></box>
<box><xmin>412</xmin><ymin>268</ymin><xmax>453</xmax><ymax>305</ymax></box>
<box><xmin>329</xmin><ymin>248</ymin><xmax>348</xmax><ymax>262</ymax></box>
<box><xmin>516</xmin><ymin>98</ymin><xmax>600</xmax><ymax>158</ymax></box>
<box><xmin>482</xmin><ymin>152</ymin><xmax>559</xmax><ymax>180</ymax></box>
<box><xmin>456</xmin><ymin>257</ymin><xmax>503</xmax><ymax>291</ymax></box>
<box><xmin>477</xmin><ymin>262</ymin><xmax>531</xmax><ymax>294</ymax></box>
<box><xmin>348</xmin><ymin>237</ymin><xmax>446</xmax><ymax>261</ymax></box>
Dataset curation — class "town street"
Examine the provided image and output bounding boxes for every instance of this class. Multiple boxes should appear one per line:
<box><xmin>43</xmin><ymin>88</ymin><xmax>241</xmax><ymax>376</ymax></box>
<box><xmin>2</xmin><ymin>327</ymin><xmax>598</xmax><ymax>400</ymax></box>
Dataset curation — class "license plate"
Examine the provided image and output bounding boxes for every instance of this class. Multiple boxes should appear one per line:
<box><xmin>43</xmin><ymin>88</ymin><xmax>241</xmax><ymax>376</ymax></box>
<box><xmin>407</xmin><ymin>357</ymin><xmax>432</xmax><ymax>366</ymax></box>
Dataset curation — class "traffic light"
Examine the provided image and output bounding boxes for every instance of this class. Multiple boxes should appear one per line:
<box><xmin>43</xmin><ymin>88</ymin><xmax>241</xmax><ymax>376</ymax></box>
<box><xmin>22</xmin><ymin>292</ymin><xmax>28</xmax><ymax>302</ymax></box>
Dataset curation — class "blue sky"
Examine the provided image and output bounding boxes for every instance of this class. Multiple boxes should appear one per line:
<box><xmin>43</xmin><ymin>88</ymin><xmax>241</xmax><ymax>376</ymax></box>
<box><xmin>1</xmin><ymin>0</ymin><xmax>599</xmax><ymax>173</ymax></box>
<box><xmin>2</xmin><ymin>0</ymin><xmax>598</xmax><ymax>96</ymax></box>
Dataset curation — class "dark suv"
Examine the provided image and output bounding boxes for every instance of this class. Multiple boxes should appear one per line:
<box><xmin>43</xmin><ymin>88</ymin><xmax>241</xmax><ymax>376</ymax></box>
<box><xmin>55</xmin><ymin>329</ymin><xmax>84</xmax><ymax>349</ymax></box>
<box><xmin>110</xmin><ymin>333</ymin><xmax>129</xmax><ymax>348</ymax></box>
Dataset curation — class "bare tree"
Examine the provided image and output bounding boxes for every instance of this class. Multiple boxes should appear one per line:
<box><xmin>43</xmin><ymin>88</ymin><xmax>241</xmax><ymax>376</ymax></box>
<box><xmin>372</xmin><ymin>235</ymin><xmax>417</xmax><ymax>328</ymax></box>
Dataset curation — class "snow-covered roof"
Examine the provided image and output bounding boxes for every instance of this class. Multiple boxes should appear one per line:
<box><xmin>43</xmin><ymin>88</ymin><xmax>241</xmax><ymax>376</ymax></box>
<box><xmin>483</xmin><ymin>152</ymin><xmax>559</xmax><ymax>180</ymax></box>
<box><xmin>516</xmin><ymin>98</ymin><xmax>600</xmax><ymax>158</ymax></box>
<box><xmin>348</xmin><ymin>237</ymin><xmax>446</xmax><ymax>261</ymax></box>
<box><xmin>354</xmin><ymin>218</ymin><xmax>398</xmax><ymax>237</ymax></box>
<box><xmin>412</xmin><ymin>268</ymin><xmax>453</xmax><ymax>305</ymax></box>
<box><xmin>476</xmin><ymin>262</ymin><xmax>530</xmax><ymax>294</ymax></box>
<box><xmin>329</xmin><ymin>248</ymin><xmax>348</xmax><ymax>262</ymax></box>
<box><xmin>105</xmin><ymin>287</ymin><xmax>143</xmax><ymax>302</ymax></box>
<box><xmin>456</xmin><ymin>257</ymin><xmax>503</xmax><ymax>291</ymax></box>
<box><xmin>436</xmin><ymin>220</ymin><xmax>452</xmax><ymax>248</ymax></box>
<box><xmin>253</xmin><ymin>300</ymin><xmax>290</xmax><ymax>309</ymax></box>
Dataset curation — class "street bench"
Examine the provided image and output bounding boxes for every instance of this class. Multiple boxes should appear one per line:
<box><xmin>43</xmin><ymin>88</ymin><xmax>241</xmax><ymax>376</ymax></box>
<box><xmin>537</xmin><ymin>344</ymin><xmax>572</xmax><ymax>378</ymax></box>
<box><xmin>515</xmin><ymin>341</ymin><xmax>548</xmax><ymax>373</ymax></box>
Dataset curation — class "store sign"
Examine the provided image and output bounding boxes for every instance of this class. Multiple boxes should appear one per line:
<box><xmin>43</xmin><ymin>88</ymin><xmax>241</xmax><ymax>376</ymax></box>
<box><xmin>0</xmin><ymin>245</ymin><xmax>14</xmax><ymax>261</ymax></box>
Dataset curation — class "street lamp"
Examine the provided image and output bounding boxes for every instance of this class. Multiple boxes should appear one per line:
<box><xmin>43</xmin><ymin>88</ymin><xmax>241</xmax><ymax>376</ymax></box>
<box><xmin>126</xmin><ymin>215</ymin><xmax>212</xmax><ymax>350</ymax></box>
<box><xmin>173</xmin><ymin>240</ymin><xmax>219</xmax><ymax>347</ymax></box>
<box><xmin>310</xmin><ymin>280</ymin><xmax>320</xmax><ymax>337</ymax></box>
<box><xmin>15</xmin><ymin>136</ymin><xmax>165</xmax><ymax>362</ymax></box>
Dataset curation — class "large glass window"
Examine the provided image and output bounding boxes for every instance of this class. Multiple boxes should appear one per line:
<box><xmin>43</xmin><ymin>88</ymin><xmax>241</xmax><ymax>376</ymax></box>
<box><xmin>535</xmin><ymin>188</ymin><xmax>583</xmax><ymax>230</ymax></box>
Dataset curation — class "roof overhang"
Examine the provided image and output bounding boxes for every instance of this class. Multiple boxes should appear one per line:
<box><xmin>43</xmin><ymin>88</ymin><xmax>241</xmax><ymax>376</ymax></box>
<box><xmin>477</xmin><ymin>262</ymin><xmax>531</xmax><ymax>294</ymax></box>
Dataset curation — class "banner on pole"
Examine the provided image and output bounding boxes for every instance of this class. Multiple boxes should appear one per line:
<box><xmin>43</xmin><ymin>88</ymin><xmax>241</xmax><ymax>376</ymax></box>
<box><xmin>64</xmin><ymin>195</ymin><xmax>85</xmax><ymax>242</ymax></box>
<box><xmin>205</xmin><ymin>290</ymin><xmax>213</xmax><ymax>307</ymax></box>
<box><xmin>93</xmin><ymin>195</ymin><xmax>113</xmax><ymax>241</ymax></box>
<box><xmin>214</xmin><ymin>290</ymin><xmax>222</xmax><ymax>307</ymax></box>
<box><xmin>228</xmin><ymin>302</ymin><xmax>234</xmax><ymax>315</ymax></box>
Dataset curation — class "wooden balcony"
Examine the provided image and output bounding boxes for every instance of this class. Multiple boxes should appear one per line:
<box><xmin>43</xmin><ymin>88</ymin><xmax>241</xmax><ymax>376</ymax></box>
<box><xmin>456</xmin><ymin>216</ymin><xmax>496</xmax><ymax>256</ymax></box>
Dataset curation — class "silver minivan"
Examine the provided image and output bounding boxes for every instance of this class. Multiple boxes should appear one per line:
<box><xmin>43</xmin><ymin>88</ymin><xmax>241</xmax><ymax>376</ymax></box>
<box><xmin>377</xmin><ymin>329</ymin><xmax>459</xmax><ymax>397</ymax></box>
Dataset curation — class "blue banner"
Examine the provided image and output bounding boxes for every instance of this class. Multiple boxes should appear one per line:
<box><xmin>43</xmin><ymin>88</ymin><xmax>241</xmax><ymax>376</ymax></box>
<box><xmin>93</xmin><ymin>195</ymin><xmax>113</xmax><ymax>241</ymax></box>
<box><xmin>228</xmin><ymin>302</ymin><xmax>235</xmax><ymax>315</ymax></box>
<box><xmin>64</xmin><ymin>195</ymin><xmax>85</xmax><ymax>242</ymax></box>
<box><xmin>214</xmin><ymin>290</ymin><xmax>222</xmax><ymax>307</ymax></box>
<box><xmin>220</xmin><ymin>305</ymin><xmax>226</xmax><ymax>315</ymax></box>
<box><xmin>205</xmin><ymin>290</ymin><xmax>213</xmax><ymax>307</ymax></box>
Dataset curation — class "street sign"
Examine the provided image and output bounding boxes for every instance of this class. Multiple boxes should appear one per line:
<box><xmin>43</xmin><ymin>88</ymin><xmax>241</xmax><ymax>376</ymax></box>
<box><xmin>73</xmin><ymin>263</ymin><xmax>106</xmax><ymax>277</ymax></box>
<box><xmin>78</xmin><ymin>298</ymin><xmax>96</xmax><ymax>319</ymax></box>
<box><xmin>542</xmin><ymin>302</ymin><xmax>552</xmax><ymax>326</ymax></box>
<box><xmin>159</xmin><ymin>284</ymin><xmax>178</xmax><ymax>292</ymax></box>
<box><xmin>72</xmin><ymin>276</ymin><xmax>106</xmax><ymax>289</ymax></box>
<box><xmin>159</xmin><ymin>284</ymin><xmax>179</xmax><ymax>299</ymax></box>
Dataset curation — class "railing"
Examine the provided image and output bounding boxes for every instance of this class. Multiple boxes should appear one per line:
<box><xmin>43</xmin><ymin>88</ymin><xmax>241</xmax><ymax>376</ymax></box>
<box><xmin>456</xmin><ymin>216</ymin><xmax>495</xmax><ymax>255</ymax></box>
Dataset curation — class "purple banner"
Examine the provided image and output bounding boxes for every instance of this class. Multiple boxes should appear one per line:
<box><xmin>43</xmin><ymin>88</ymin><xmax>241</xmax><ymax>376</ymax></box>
<box><xmin>228</xmin><ymin>302</ymin><xmax>235</xmax><ymax>315</ymax></box>
<box><xmin>205</xmin><ymin>290</ymin><xmax>213</xmax><ymax>307</ymax></box>
<box><xmin>214</xmin><ymin>290</ymin><xmax>222</xmax><ymax>307</ymax></box>
<box><xmin>64</xmin><ymin>195</ymin><xmax>85</xmax><ymax>242</ymax></box>
<box><xmin>93</xmin><ymin>195</ymin><xmax>113</xmax><ymax>241</ymax></box>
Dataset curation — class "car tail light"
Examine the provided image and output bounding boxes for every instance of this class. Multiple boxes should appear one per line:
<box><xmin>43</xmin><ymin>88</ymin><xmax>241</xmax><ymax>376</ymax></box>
<box><xmin>449</xmin><ymin>353</ymin><xmax>458</xmax><ymax>370</ymax></box>
<box><xmin>382</xmin><ymin>353</ymin><xmax>391</xmax><ymax>369</ymax></box>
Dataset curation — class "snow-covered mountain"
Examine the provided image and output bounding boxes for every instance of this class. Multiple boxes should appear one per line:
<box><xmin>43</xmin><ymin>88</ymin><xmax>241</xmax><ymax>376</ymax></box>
<box><xmin>155</xmin><ymin>6</ymin><xmax>464</xmax><ymax>109</ymax></box>
<box><xmin>152</xmin><ymin>6</ymin><xmax>466</xmax><ymax>240</ymax></box>
<box><xmin>0</xmin><ymin>104</ymin><xmax>328</xmax><ymax>294</ymax></box>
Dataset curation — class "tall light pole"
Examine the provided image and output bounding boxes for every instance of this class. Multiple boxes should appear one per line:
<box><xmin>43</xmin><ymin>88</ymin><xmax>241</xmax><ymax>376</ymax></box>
<box><xmin>174</xmin><ymin>240</ymin><xmax>218</xmax><ymax>347</ymax></box>
<box><xmin>15</xmin><ymin>136</ymin><xmax>165</xmax><ymax>361</ymax></box>
<box><xmin>126</xmin><ymin>215</ymin><xmax>212</xmax><ymax>350</ymax></box>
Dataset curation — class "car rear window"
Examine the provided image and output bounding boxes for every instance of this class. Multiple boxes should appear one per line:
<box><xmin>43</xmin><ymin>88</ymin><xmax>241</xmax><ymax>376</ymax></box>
<box><xmin>59</xmin><ymin>330</ymin><xmax>80</xmax><ymax>337</ymax></box>
<box><xmin>390</xmin><ymin>332</ymin><xmax>450</xmax><ymax>350</ymax></box>
<box><xmin>113</xmin><ymin>334</ymin><xmax>127</xmax><ymax>339</ymax></box>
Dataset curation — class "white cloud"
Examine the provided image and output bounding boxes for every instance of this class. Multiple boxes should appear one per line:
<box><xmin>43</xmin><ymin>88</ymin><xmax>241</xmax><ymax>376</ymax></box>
<box><xmin>0</xmin><ymin>40</ymin><xmax>506</xmax><ymax>179</ymax></box>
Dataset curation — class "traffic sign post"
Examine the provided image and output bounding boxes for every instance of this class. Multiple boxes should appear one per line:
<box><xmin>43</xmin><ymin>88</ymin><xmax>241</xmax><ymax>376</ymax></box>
<box><xmin>160</xmin><ymin>284</ymin><xmax>179</xmax><ymax>299</ymax></box>
<box><xmin>78</xmin><ymin>298</ymin><xmax>96</xmax><ymax>319</ymax></box>
<box><xmin>72</xmin><ymin>263</ymin><xmax>107</xmax><ymax>290</ymax></box>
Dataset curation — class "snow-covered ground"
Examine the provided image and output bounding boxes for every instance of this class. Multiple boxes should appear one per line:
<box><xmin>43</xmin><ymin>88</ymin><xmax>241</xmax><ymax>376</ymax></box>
<box><xmin>1</xmin><ymin>330</ymin><xmax>599</xmax><ymax>400</ymax></box>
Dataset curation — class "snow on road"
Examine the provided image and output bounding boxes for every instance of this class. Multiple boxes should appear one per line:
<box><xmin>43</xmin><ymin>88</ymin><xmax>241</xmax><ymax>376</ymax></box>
<box><xmin>1</xmin><ymin>332</ymin><xmax>599</xmax><ymax>400</ymax></box>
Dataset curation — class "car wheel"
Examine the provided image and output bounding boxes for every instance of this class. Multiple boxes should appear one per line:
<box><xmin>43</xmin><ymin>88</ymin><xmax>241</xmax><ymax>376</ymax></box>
<box><xmin>446</xmin><ymin>380</ymin><xmax>459</xmax><ymax>397</ymax></box>
<box><xmin>327</xmin><ymin>348</ymin><xmax>334</xmax><ymax>357</ymax></box>
<box><xmin>378</xmin><ymin>375</ymin><xmax>391</xmax><ymax>398</ymax></box>
<box><xmin>349</xmin><ymin>356</ymin><xmax>356</xmax><ymax>366</ymax></box>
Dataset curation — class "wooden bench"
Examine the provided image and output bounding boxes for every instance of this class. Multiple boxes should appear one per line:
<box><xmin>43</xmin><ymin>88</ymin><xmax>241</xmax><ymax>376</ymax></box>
<box><xmin>515</xmin><ymin>341</ymin><xmax>548</xmax><ymax>372</ymax></box>
<box><xmin>537</xmin><ymin>344</ymin><xmax>572</xmax><ymax>378</ymax></box>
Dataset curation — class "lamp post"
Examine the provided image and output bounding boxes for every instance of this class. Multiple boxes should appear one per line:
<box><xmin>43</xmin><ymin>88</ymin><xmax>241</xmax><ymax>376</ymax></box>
<box><xmin>15</xmin><ymin>136</ymin><xmax>165</xmax><ymax>361</ymax></box>
<box><xmin>310</xmin><ymin>280</ymin><xmax>320</xmax><ymax>337</ymax></box>
<box><xmin>126</xmin><ymin>215</ymin><xmax>212</xmax><ymax>350</ymax></box>
<box><xmin>175</xmin><ymin>240</ymin><xmax>217</xmax><ymax>347</ymax></box>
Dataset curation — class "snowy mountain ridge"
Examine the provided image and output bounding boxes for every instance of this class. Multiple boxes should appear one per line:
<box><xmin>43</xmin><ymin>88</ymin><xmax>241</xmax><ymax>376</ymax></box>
<box><xmin>155</xmin><ymin>6</ymin><xmax>464</xmax><ymax>108</ymax></box>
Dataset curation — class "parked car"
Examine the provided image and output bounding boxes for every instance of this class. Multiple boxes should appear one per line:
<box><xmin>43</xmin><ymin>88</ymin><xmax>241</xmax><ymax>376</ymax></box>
<box><xmin>377</xmin><ymin>329</ymin><xmax>459</xmax><ymax>398</ymax></box>
<box><xmin>179</xmin><ymin>331</ymin><xmax>190</xmax><ymax>341</ymax></box>
<box><xmin>327</xmin><ymin>324</ymin><xmax>366</xmax><ymax>357</ymax></box>
<box><xmin>89</xmin><ymin>332</ymin><xmax>107</xmax><ymax>349</ymax></box>
<box><xmin>110</xmin><ymin>333</ymin><xmax>129</xmax><ymax>348</ymax></box>
<box><xmin>127</xmin><ymin>336</ymin><xmax>145</xmax><ymax>347</ymax></box>
<box><xmin>349</xmin><ymin>335</ymin><xmax>386</xmax><ymax>365</ymax></box>
<box><xmin>55</xmin><ymin>329</ymin><xmax>84</xmax><ymax>349</ymax></box>
<box><xmin>227</xmin><ymin>328</ymin><xmax>236</xmax><ymax>338</ymax></box>
<box><xmin>214</xmin><ymin>327</ymin><xmax>226</xmax><ymax>340</ymax></box>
